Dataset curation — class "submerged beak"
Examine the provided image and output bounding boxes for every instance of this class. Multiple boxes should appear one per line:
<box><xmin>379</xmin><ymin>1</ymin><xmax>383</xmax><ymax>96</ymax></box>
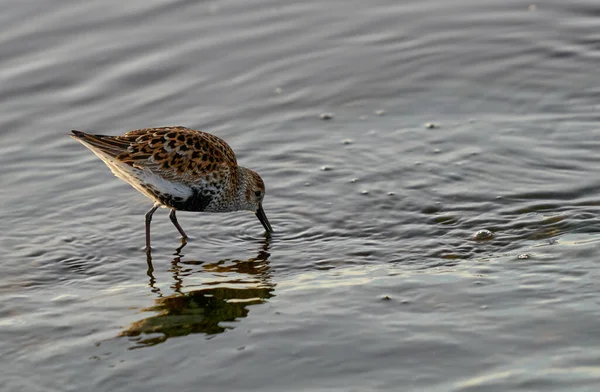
<box><xmin>255</xmin><ymin>205</ymin><xmax>273</xmax><ymax>233</ymax></box>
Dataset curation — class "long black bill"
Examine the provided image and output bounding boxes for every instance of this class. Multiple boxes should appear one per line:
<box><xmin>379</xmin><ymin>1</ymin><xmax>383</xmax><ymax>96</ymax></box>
<box><xmin>256</xmin><ymin>205</ymin><xmax>273</xmax><ymax>233</ymax></box>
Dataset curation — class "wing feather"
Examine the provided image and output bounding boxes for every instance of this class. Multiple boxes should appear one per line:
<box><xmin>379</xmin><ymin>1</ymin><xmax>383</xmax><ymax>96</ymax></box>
<box><xmin>71</xmin><ymin>127</ymin><xmax>238</xmax><ymax>185</ymax></box>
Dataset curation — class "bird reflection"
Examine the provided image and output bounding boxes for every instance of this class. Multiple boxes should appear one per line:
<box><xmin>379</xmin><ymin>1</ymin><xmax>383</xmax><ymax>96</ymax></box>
<box><xmin>122</xmin><ymin>236</ymin><xmax>274</xmax><ymax>348</ymax></box>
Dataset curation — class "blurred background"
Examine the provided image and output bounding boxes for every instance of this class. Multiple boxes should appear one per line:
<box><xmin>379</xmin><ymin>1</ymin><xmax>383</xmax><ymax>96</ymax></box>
<box><xmin>2</xmin><ymin>0</ymin><xmax>600</xmax><ymax>391</ymax></box>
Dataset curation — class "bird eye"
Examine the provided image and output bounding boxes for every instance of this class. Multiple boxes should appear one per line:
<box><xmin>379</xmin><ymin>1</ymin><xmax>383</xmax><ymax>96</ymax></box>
<box><xmin>255</xmin><ymin>190</ymin><xmax>261</xmax><ymax>197</ymax></box>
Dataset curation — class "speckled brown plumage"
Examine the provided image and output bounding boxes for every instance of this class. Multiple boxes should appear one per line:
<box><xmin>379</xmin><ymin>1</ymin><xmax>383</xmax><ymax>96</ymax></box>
<box><xmin>74</xmin><ymin>126</ymin><xmax>237</xmax><ymax>182</ymax></box>
<box><xmin>70</xmin><ymin>126</ymin><xmax>273</xmax><ymax>249</ymax></box>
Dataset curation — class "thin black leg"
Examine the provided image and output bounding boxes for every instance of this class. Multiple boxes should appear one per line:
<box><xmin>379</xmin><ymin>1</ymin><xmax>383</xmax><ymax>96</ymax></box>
<box><xmin>145</xmin><ymin>204</ymin><xmax>160</xmax><ymax>250</ymax></box>
<box><xmin>169</xmin><ymin>209</ymin><xmax>188</xmax><ymax>239</ymax></box>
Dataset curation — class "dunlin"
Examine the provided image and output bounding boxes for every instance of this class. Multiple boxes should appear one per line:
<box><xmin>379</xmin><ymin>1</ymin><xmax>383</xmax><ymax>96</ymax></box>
<box><xmin>70</xmin><ymin>126</ymin><xmax>273</xmax><ymax>249</ymax></box>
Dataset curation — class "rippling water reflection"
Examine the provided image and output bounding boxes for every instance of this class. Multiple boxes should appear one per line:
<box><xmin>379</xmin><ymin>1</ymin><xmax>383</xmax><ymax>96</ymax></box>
<box><xmin>120</xmin><ymin>239</ymin><xmax>273</xmax><ymax>348</ymax></box>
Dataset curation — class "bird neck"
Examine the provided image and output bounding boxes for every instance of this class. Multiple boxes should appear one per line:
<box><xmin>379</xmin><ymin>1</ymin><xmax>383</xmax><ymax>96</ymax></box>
<box><xmin>233</xmin><ymin>166</ymin><xmax>254</xmax><ymax>209</ymax></box>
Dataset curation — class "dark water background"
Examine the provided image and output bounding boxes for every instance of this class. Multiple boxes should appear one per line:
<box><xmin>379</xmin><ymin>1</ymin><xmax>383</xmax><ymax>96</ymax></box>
<box><xmin>2</xmin><ymin>0</ymin><xmax>600</xmax><ymax>391</ymax></box>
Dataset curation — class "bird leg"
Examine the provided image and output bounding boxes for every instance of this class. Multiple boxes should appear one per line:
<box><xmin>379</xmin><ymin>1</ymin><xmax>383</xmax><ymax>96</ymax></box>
<box><xmin>145</xmin><ymin>203</ymin><xmax>160</xmax><ymax>250</ymax></box>
<box><xmin>169</xmin><ymin>209</ymin><xmax>188</xmax><ymax>239</ymax></box>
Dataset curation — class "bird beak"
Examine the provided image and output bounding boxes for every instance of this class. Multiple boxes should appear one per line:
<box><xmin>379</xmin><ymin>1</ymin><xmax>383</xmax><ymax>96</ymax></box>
<box><xmin>256</xmin><ymin>205</ymin><xmax>273</xmax><ymax>233</ymax></box>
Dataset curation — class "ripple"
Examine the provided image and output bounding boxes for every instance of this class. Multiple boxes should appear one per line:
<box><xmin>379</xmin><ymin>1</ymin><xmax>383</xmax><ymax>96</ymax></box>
<box><xmin>3</xmin><ymin>0</ymin><xmax>600</xmax><ymax>390</ymax></box>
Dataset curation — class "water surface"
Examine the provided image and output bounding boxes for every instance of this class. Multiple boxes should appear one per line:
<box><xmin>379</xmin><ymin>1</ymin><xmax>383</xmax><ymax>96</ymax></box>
<box><xmin>2</xmin><ymin>0</ymin><xmax>600</xmax><ymax>391</ymax></box>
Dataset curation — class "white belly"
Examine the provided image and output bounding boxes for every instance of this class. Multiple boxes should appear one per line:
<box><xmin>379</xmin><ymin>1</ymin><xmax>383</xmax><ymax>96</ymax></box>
<box><xmin>85</xmin><ymin>148</ymin><xmax>193</xmax><ymax>204</ymax></box>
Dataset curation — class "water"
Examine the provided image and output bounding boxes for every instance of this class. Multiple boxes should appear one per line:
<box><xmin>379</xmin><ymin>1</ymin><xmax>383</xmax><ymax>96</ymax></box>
<box><xmin>2</xmin><ymin>0</ymin><xmax>600</xmax><ymax>390</ymax></box>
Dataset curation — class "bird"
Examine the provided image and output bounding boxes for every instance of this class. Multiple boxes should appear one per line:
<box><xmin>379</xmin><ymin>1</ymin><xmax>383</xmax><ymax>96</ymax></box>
<box><xmin>70</xmin><ymin>126</ymin><xmax>273</xmax><ymax>250</ymax></box>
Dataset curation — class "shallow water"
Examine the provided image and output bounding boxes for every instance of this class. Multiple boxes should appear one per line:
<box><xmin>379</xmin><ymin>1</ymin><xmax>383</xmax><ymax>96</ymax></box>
<box><xmin>3</xmin><ymin>0</ymin><xmax>600</xmax><ymax>391</ymax></box>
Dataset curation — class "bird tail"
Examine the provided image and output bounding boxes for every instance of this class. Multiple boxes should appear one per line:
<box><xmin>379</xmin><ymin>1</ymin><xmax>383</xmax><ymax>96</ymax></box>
<box><xmin>70</xmin><ymin>130</ymin><xmax>129</xmax><ymax>157</ymax></box>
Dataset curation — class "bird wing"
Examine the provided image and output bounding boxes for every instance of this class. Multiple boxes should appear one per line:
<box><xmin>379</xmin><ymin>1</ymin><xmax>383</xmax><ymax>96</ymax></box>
<box><xmin>71</xmin><ymin>126</ymin><xmax>238</xmax><ymax>184</ymax></box>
